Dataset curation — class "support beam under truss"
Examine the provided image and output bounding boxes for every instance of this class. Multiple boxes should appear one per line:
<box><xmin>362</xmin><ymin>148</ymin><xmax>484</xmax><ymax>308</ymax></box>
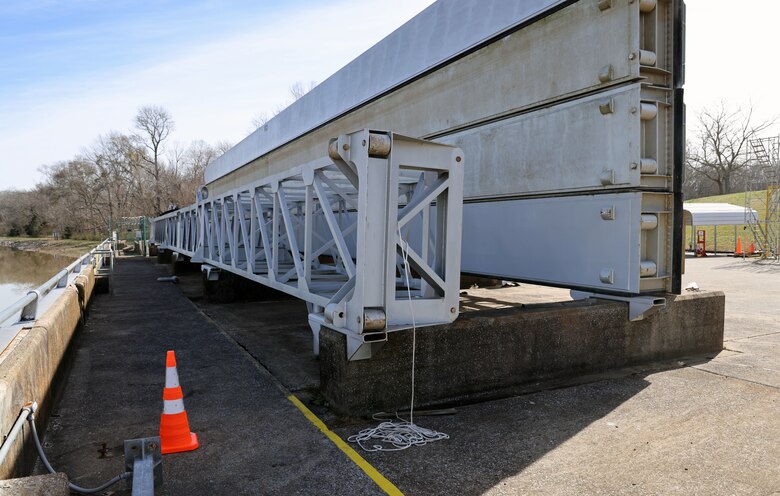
<box><xmin>152</xmin><ymin>130</ymin><xmax>464</xmax><ymax>360</ymax></box>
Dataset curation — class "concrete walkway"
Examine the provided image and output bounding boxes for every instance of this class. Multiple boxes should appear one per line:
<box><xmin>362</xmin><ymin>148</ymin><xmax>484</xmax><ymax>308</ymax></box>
<box><xmin>39</xmin><ymin>255</ymin><xmax>780</xmax><ymax>495</ymax></box>
<box><xmin>38</xmin><ymin>256</ymin><xmax>382</xmax><ymax>495</ymax></box>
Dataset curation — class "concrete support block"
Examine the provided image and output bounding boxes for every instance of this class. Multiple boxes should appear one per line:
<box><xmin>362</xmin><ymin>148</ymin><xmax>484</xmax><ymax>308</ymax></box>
<box><xmin>320</xmin><ymin>292</ymin><xmax>725</xmax><ymax>416</ymax></box>
<box><xmin>171</xmin><ymin>255</ymin><xmax>200</xmax><ymax>276</ymax></box>
<box><xmin>202</xmin><ymin>271</ymin><xmax>292</xmax><ymax>303</ymax></box>
<box><xmin>156</xmin><ymin>249</ymin><xmax>172</xmax><ymax>264</ymax></box>
<box><xmin>0</xmin><ymin>473</ymin><xmax>69</xmax><ymax>495</ymax></box>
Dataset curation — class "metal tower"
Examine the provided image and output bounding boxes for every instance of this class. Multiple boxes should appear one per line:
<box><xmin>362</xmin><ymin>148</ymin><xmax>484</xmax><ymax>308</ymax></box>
<box><xmin>745</xmin><ymin>136</ymin><xmax>780</xmax><ymax>259</ymax></box>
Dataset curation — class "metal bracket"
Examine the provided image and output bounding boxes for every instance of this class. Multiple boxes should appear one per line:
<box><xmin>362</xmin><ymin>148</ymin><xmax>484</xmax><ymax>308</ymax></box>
<box><xmin>347</xmin><ymin>332</ymin><xmax>387</xmax><ymax>361</ymax></box>
<box><xmin>571</xmin><ymin>291</ymin><xmax>666</xmax><ymax>321</ymax></box>
<box><xmin>201</xmin><ymin>264</ymin><xmax>220</xmax><ymax>282</ymax></box>
<box><xmin>308</xmin><ymin>313</ymin><xmax>387</xmax><ymax>360</ymax></box>
<box><xmin>20</xmin><ymin>291</ymin><xmax>40</xmax><ymax>322</ymax></box>
<box><xmin>124</xmin><ymin>436</ymin><xmax>162</xmax><ymax>495</ymax></box>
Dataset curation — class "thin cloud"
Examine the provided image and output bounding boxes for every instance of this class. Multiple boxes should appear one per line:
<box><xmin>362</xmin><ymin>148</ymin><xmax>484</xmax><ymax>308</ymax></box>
<box><xmin>0</xmin><ymin>0</ymin><xmax>434</xmax><ymax>189</ymax></box>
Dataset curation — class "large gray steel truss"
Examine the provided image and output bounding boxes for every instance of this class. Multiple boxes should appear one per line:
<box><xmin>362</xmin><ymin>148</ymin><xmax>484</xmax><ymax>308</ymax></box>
<box><xmin>202</xmin><ymin>0</ymin><xmax>685</xmax><ymax>297</ymax></box>
<box><xmin>153</xmin><ymin>130</ymin><xmax>464</xmax><ymax>360</ymax></box>
<box><xmin>154</xmin><ymin>0</ymin><xmax>685</xmax><ymax>358</ymax></box>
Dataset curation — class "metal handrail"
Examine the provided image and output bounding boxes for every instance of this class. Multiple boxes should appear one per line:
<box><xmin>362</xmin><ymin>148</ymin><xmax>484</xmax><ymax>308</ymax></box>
<box><xmin>0</xmin><ymin>239</ymin><xmax>112</xmax><ymax>327</ymax></box>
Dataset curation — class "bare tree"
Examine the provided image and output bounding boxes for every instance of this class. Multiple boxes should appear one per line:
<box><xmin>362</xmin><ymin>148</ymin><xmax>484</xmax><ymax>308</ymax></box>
<box><xmin>134</xmin><ymin>105</ymin><xmax>175</xmax><ymax>213</ymax></box>
<box><xmin>251</xmin><ymin>81</ymin><xmax>317</xmax><ymax>131</ymax></box>
<box><xmin>686</xmin><ymin>103</ymin><xmax>775</xmax><ymax>195</ymax></box>
<box><xmin>163</xmin><ymin>140</ymin><xmax>220</xmax><ymax>207</ymax></box>
<box><xmin>251</xmin><ymin>112</ymin><xmax>271</xmax><ymax>130</ymax></box>
<box><xmin>288</xmin><ymin>80</ymin><xmax>316</xmax><ymax>100</ymax></box>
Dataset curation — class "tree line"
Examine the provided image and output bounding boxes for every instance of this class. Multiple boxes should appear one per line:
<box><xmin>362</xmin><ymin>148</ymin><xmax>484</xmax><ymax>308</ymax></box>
<box><xmin>0</xmin><ymin>106</ymin><xmax>230</xmax><ymax>239</ymax></box>
<box><xmin>684</xmin><ymin>103</ymin><xmax>777</xmax><ymax>199</ymax></box>
<box><xmin>1</xmin><ymin>82</ymin><xmax>315</xmax><ymax>239</ymax></box>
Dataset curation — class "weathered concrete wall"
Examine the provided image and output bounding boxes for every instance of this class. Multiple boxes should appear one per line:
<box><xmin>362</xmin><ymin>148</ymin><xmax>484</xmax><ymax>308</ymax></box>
<box><xmin>320</xmin><ymin>292</ymin><xmax>725</xmax><ymax>416</ymax></box>
<box><xmin>0</xmin><ymin>266</ymin><xmax>96</xmax><ymax>479</ymax></box>
<box><xmin>0</xmin><ymin>473</ymin><xmax>69</xmax><ymax>495</ymax></box>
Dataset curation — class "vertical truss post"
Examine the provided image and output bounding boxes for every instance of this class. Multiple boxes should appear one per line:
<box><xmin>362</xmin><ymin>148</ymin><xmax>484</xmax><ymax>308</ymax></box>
<box><xmin>151</xmin><ymin>130</ymin><xmax>464</xmax><ymax>360</ymax></box>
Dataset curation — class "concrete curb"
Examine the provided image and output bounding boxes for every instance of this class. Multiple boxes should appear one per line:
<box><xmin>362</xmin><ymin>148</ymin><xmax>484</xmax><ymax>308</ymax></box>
<box><xmin>0</xmin><ymin>265</ymin><xmax>95</xmax><ymax>479</ymax></box>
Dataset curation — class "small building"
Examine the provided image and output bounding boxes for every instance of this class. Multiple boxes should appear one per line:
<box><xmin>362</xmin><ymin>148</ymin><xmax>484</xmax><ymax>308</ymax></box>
<box><xmin>683</xmin><ymin>202</ymin><xmax>759</xmax><ymax>253</ymax></box>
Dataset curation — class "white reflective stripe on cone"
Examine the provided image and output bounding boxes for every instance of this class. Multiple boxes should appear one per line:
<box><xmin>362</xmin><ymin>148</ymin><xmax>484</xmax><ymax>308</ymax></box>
<box><xmin>165</xmin><ymin>367</ymin><xmax>180</xmax><ymax>388</ymax></box>
<box><xmin>163</xmin><ymin>398</ymin><xmax>185</xmax><ymax>415</ymax></box>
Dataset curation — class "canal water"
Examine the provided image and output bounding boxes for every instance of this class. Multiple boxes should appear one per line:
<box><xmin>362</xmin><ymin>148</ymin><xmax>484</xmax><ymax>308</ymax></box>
<box><xmin>0</xmin><ymin>247</ymin><xmax>75</xmax><ymax>308</ymax></box>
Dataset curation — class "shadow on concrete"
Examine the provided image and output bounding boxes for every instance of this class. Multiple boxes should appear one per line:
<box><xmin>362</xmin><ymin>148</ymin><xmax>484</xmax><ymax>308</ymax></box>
<box><xmin>333</xmin><ymin>375</ymin><xmax>653</xmax><ymax>495</ymax></box>
<box><xmin>197</xmin><ymin>299</ymin><xmax>317</xmax><ymax>392</ymax></box>
<box><xmin>710</xmin><ymin>259</ymin><xmax>780</xmax><ymax>273</ymax></box>
<box><xmin>460</xmin><ymin>293</ymin><xmax>577</xmax><ymax>312</ymax></box>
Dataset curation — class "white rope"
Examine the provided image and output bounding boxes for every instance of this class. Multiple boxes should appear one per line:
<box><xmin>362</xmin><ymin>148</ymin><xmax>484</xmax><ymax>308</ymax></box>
<box><xmin>347</xmin><ymin>225</ymin><xmax>449</xmax><ymax>452</ymax></box>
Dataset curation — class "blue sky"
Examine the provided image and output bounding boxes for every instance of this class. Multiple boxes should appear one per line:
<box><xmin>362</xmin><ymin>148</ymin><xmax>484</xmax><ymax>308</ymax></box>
<box><xmin>0</xmin><ymin>1</ymin><xmax>303</xmax><ymax>104</ymax></box>
<box><xmin>0</xmin><ymin>0</ymin><xmax>435</xmax><ymax>189</ymax></box>
<box><xmin>0</xmin><ymin>0</ymin><xmax>778</xmax><ymax>190</ymax></box>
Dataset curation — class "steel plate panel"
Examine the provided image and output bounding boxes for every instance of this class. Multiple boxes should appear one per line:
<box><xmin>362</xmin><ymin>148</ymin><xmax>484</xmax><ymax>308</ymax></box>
<box><xmin>206</xmin><ymin>0</ymin><xmax>650</xmax><ymax>188</ymax></box>
<box><xmin>462</xmin><ymin>193</ymin><xmax>655</xmax><ymax>294</ymax></box>
<box><xmin>439</xmin><ymin>84</ymin><xmax>644</xmax><ymax>199</ymax></box>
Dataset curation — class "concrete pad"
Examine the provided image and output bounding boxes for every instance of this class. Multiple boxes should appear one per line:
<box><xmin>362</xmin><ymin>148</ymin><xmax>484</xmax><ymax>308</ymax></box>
<box><xmin>683</xmin><ymin>256</ymin><xmax>780</xmax><ymax>341</ymax></box>
<box><xmin>197</xmin><ymin>300</ymin><xmax>318</xmax><ymax>392</ymax></box>
<box><xmin>692</xmin><ymin>333</ymin><xmax>780</xmax><ymax>389</ymax></box>
<box><xmin>321</xmin><ymin>292</ymin><xmax>725</xmax><ymax>415</ymax></box>
<box><xmin>332</xmin><ymin>366</ymin><xmax>780</xmax><ymax>495</ymax></box>
<box><xmin>0</xmin><ymin>473</ymin><xmax>69</xmax><ymax>495</ymax></box>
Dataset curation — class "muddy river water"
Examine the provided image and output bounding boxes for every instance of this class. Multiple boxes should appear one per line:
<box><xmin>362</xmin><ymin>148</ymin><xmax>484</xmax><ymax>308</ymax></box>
<box><xmin>0</xmin><ymin>247</ymin><xmax>75</xmax><ymax>309</ymax></box>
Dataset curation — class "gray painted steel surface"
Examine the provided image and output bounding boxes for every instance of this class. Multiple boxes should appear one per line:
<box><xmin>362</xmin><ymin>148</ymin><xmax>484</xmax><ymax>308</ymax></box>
<box><xmin>462</xmin><ymin>192</ymin><xmax>672</xmax><ymax>294</ymax></box>
<box><xmin>154</xmin><ymin>130</ymin><xmax>464</xmax><ymax>360</ymax></box>
<box><xmin>183</xmin><ymin>0</ymin><xmax>684</xmax><ymax>300</ymax></box>
<box><xmin>205</xmin><ymin>0</ymin><xmax>568</xmax><ymax>183</ymax></box>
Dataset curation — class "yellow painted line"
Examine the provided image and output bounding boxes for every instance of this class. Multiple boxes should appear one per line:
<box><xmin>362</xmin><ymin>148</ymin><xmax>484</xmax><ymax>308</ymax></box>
<box><xmin>287</xmin><ymin>394</ymin><xmax>403</xmax><ymax>496</ymax></box>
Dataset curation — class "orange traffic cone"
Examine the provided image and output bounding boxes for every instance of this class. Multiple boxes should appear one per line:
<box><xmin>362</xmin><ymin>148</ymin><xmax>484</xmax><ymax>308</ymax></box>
<box><xmin>749</xmin><ymin>241</ymin><xmax>755</xmax><ymax>255</ymax></box>
<box><xmin>735</xmin><ymin>236</ymin><xmax>743</xmax><ymax>255</ymax></box>
<box><xmin>160</xmin><ymin>351</ymin><xmax>199</xmax><ymax>454</ymax></box>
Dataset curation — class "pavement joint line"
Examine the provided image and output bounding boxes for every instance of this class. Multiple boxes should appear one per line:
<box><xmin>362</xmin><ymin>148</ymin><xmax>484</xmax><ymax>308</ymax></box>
<box><xmin>731</xmin><ymin>330</ymin><xmax>780</xmax><ymax>341</ymax></box>
<box><xmin>190</xmin><ymin>298</ymin><xmax>404</xmax><ymax>495</ymax></box>
<box><xmin>690</xmin><ymin>365</ymin><xmax>780</xmax><ymax>391</ymax></box>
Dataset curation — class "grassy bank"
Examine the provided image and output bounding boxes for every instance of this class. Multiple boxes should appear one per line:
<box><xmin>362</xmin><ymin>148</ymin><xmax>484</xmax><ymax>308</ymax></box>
<box><xmin>0</xmin><ymin>237</ymin><xmax>102</xmax><ymax>258</ymax></box>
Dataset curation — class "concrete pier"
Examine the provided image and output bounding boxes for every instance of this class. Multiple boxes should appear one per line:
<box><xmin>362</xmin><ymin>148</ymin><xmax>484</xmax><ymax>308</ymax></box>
<box><xmin>320</xmin><ymin>292</ymin><xmax>725</xmax><ymax>415</ymax></box>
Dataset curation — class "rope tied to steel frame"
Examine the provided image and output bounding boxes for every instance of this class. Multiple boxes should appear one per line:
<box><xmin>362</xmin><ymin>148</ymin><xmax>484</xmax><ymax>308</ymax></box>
<box><xmin>347</xmin><ymin>225</ymin><xmax>449</xmax><ymax>452</ymax></box>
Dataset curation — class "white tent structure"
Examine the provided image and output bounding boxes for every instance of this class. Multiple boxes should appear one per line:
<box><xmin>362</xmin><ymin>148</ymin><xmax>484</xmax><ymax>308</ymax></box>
<box><xmin>683</xmin><ymin>202</ymin><xmax>759</xmax><ymax>253</ymax></box>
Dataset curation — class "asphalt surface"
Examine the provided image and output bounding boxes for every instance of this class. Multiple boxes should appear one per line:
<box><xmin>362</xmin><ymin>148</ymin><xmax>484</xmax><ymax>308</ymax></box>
<box><xmin>36</xmin><ymin>257</ymin><xmax>381</xmax><ymax>495</ymax></box>
<box><xmin>38</xmin><ymin>254</ymin><xmax>780</xmax><ymax>495</ymax></box>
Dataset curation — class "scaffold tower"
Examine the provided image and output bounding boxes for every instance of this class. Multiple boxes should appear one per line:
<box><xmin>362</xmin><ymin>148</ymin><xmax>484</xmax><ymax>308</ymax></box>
<box><xmin>745</xmin><ymin>136</ymin><xmax>780</xmax><ymax>259</ymax></box>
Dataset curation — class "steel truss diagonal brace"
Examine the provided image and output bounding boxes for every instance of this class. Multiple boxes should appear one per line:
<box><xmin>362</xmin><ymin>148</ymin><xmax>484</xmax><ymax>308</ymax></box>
<box><xmin>152</xmin><ymin>129</ymin><xmax>464</xmax><ymax>360</ymax></box>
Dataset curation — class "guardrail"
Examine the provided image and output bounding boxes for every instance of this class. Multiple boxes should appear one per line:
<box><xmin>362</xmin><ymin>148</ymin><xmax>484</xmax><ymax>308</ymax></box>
<box><xmin>0</xmin><ymin>239</ymin><xmax>113</xmax><ymax>328</ymax></box>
